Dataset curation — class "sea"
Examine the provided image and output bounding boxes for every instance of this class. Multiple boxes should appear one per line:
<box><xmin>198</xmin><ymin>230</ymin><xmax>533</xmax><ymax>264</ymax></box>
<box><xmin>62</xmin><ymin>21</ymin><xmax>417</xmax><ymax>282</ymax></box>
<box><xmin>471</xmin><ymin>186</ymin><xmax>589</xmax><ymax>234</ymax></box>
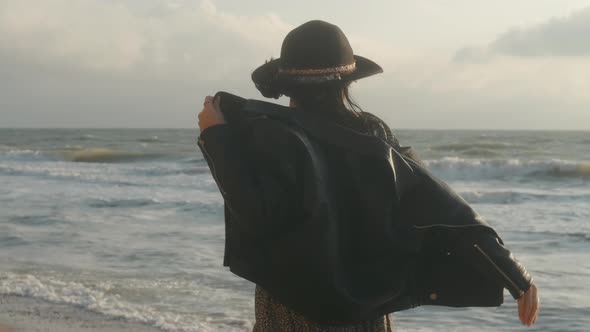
<box><xmin>0</xmin><ymin>128</ymin><xmax>588</xmax><ymax>331</ymax></box>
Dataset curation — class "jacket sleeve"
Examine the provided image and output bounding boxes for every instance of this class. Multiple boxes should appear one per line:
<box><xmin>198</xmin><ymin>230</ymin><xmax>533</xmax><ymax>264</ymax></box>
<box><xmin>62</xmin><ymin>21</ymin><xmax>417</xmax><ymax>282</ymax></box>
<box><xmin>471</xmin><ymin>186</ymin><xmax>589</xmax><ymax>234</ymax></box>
<box><xmin>197</xmin><ymin>123</ymin><xmax>303</xmax><ymax>239</ymax></box>
<box><xmin>468</xmin><ymin>230</ymin><xmax>534</xmax><ymax>299</ymax></box>
<box><xmin>400</xmin><ymin>156</ymin><xmax>534</xmax><ymax>300</ymax></box>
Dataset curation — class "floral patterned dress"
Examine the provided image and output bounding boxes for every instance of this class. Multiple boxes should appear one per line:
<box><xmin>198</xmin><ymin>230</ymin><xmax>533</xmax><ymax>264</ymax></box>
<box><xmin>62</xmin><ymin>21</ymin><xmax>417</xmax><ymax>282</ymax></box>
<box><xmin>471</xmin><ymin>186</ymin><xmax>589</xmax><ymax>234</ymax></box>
<box><xmin>253</xmin><ymin>287</ymin><xmax>393</xmax><ymax>332</ymax></box>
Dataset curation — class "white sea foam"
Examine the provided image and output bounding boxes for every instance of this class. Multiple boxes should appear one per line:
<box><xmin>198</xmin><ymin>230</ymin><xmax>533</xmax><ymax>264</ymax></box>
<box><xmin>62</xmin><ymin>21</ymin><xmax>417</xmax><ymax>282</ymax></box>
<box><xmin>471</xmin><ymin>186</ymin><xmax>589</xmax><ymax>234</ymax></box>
<box><xmin>0</xmin><ymin>149</ymin><xmax>47</xmax><ymax>161</ymax></box>
<box><xmin>0</xmin><ymin>162</ymin><xmax>121</xmax><ymax>183</ymax></box>
<box><xmin>0</xmin><ymin>161</ymin><xmax>220</xmax><ymax>190</ymax></box>
<box><xmin>456</xmin><ymin>187</ymin><xmax>590</xmax><ymax>204</ymax></box>
<box><xmin>0</xmin><ymin>272</ymin><xmax>252</xmax><ymax>332</ymax></box>
<box><xmin>79</xmin><ymin>134</ymin><xmax>97</xmax><ymax>140</ymax></box>
<box><xmin>0</xmin><ymin>148</ymin><xmax>170</xmax><ymax>163</ymax></box>
<box><xmin>425</xmin><ymin>157</ymin><xmax>590</xmax><ymax>179</ymax></box>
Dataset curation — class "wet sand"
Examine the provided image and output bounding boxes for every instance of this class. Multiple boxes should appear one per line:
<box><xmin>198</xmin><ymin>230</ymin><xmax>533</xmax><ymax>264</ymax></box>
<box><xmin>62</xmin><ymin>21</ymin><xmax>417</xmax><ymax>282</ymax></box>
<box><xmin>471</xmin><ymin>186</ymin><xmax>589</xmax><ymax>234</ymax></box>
<box><xmin>0</xmin><ymin>295</ymin><xmax>162</xmax><ymax>332</ymax></box>
<box><xmin>0</xmin><ymin>323</ymin><xmax>13</xmax><ymax>332</ymax></box>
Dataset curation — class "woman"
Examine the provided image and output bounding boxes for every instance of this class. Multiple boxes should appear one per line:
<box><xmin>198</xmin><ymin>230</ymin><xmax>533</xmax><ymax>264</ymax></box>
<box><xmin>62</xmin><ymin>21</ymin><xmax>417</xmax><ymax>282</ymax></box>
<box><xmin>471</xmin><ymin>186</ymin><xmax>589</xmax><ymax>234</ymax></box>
<box><xmin>198</xmin><ymin>20</ymin><xmax>539</xmax><ymax>331</ymax></box>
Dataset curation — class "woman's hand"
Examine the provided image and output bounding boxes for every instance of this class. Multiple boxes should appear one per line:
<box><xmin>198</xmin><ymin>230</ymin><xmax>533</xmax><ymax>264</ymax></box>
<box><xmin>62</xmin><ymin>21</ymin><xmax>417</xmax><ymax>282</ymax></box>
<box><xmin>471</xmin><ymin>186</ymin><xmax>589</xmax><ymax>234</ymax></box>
<box><xmin>517</xmin><ymin>283</ymin><xmax>539</xmax><ymax>326</ymax></box>
<box><xmin>198</xmin><ymin>95</ymin><xmax>226</xmax><ymax>133</ymax></box>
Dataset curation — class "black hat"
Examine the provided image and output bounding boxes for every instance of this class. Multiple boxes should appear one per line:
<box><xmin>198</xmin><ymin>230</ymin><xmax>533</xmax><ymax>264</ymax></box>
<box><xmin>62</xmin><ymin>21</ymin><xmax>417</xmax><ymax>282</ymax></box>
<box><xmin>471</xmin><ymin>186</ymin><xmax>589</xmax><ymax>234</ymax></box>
<box><xmin>252</xmin><ymin>20</ymin><xmax>383</xmax><ymax>98</ymax></box>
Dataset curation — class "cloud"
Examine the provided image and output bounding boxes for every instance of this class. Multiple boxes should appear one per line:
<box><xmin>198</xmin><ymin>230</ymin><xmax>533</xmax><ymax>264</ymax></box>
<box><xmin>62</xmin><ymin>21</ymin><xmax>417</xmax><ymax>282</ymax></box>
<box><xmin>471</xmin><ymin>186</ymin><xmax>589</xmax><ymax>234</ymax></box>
<box><xmin>0</xmin><ymin>0</ymin><xmax>291</xmax><ymax>77</ymax></box>
<box><xmin>0</xmin><ymin>0</ymin><xmax>295</xmax><ymax>127</ymax></box>
<box><xmin>491</xmin><ymin>6</ymin><xmax>590</xmax><ymax>57</ymax></box>
<box><xmin>355</xmin><ymin>53</ymin><xmax>590</xmax><ymax>130</ymax></box>
<box><xmin>1</xmin><ymin>0</ymin><xmax>589</xmax><ymax>129</ymax></box>
<box><xmin>455</xmin><ymin>6</ymin><xmax>590</xmax><ymax>62</ymax></box>
<box><xmin>439</xmin><ymin>5</ymin><xmax>590</xmax><ymax>129</ymax></box>
<box><xmin>0</xmin><ymin>0</ymin><xmax>146</xmax><ymax>72</ymax></box>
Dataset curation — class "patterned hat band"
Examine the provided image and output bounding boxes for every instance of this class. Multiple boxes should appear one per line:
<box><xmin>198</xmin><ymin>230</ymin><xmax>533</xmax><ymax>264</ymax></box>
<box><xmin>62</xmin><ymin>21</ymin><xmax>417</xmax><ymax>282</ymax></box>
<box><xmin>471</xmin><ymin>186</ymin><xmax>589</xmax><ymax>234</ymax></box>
<box><xmin>278</xmin><ymin>62</ymin><xmax>356</xmax><ymax>76</ymax></box>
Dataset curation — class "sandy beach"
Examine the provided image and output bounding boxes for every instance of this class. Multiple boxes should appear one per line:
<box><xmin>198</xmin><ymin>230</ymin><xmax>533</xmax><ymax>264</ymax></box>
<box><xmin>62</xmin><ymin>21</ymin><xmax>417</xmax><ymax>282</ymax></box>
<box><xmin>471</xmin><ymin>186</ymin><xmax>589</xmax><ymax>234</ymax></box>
<box><xmin>0</xmin><ymin>295</ymin><xmax>162</xmax><ymax>332</ymax></box>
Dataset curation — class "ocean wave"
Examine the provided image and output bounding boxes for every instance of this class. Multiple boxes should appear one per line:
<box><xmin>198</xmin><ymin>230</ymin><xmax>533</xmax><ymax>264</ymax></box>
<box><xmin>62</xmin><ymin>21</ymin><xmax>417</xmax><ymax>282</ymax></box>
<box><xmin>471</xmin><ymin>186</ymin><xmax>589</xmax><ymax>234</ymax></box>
<box><xmin>78</xmin><ymin>134</ymin><xmax>97</xmax><ymax>141</ymax></box>
<box><xmin>6</xmin><ymin>215</ymin><xmax>67</xmax><ymax>226</ymax></box>
<box><xmin>542</xmin><ymin>162</ymin><xmax>590</xmax><ymax>178</ymax></box>
<box><xmin>559</xmin><ymin>232</ymin><xmax>590</xmax><ymax>242</ymax></box>
<box><xmin>1</xmin><ymin>148</ymin><xmax>168</xmax><ymax>164</ymax></box>
<box><xmin>0</xmin><ymin>235</ymin><xmax>28</xmax><ymax>247</ymax></box>
<box><xmin>0</xmin><ymin>149</ymin><xmax>47</xmax><ymax>161</ymax></box>
<box><xmin>59</xmin><ymin>148</ymin><xmax>166</xmax><ymax>163</ymax></box>
<box><xmin>512</xmin><ymin>230</ymin><xmax>590</xmax><ymax>242</ymax></box>
<box><xmin>137</xmin><ymin>136</ymin><xmax>161</xmax><ymax>143</ymax></box>
<box><xmin>181</xmin><ymin>157</ymin><xmax>206</xmax><ymax>164</ymax></box>
<box><xmin>431</xmin><ymin>142</ymin><xmax>531</xmax><ymax>152</ymax></box>
<box><xmin>0</xmin><ymin>164</ymin><xmax>143</xmax><ymax>186</ymax></box>
<box><xmin>457</xmin><ymin>188</ymin><xmax>590</xmax><ymax>205</ymax></box>
<box><xmin>459</xmin><ymin>148</ymin><xmax>501</xmax><ymax>158</ymax></box>
<box><xmin>1</xmin><ymin>146</ymin><xmax>196</xmax><ymax>167</ymax></box>
<box><xmin>86</xmin><ymin>198</ymin><xmax>160</xmax><ymax>208</ymax></box>
<box><xmin>61</xmin><ymin>145</ymin><xmax>85</xmax><ymax>151</ymax></box>
<box><xmin>85</xmin><ymin>197</ymin><xmax>222</xmax><ymax>212</ymax></box>
<box><xmin>135</xmin><ymin>166</ymin><xmax>211</xmax><ymax>176</ymax></box>
<box><xmin>0</xmin><ymin>273</ymin><xmax>251</xmax><ymax>332</ymax></box>
<box><xmin>0</xmin><ymin>162</ymin><xmax>217</xmax><ymax>191</ymax></box>
<box><xmin>425</xmin><ymin>157</ymin><xmax>590</xmax><ymax>180</ymax></box>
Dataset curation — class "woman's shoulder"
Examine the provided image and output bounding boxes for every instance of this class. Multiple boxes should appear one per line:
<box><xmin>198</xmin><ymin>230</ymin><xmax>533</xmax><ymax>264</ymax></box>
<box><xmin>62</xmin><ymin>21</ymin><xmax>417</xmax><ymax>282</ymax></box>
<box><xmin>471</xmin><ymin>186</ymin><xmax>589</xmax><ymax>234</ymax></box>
<box><xmin>358</xmin><ymin>111</ymin><xmax>400</xmax><ymax>148</ymax></box>
<box><xmin>358</xmin><ymin>112</ymin><xmax>426</xmax><ymax>166</ymax></box>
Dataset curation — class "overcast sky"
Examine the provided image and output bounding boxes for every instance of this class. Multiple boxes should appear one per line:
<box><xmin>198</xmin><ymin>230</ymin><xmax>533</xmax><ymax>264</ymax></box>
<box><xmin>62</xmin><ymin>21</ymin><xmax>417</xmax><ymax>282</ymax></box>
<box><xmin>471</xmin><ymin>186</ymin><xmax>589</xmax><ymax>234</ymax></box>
<box><xmin>1</xmin><ymin>0</ymin><xmax>590</xmax><ymax>129</ymax></box>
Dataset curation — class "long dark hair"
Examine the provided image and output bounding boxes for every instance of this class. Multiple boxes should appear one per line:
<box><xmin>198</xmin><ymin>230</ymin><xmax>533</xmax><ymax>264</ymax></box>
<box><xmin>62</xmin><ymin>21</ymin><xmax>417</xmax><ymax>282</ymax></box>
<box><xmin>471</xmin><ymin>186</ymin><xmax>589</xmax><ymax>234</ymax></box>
<box><xmin>285</xmin><ymin>81</ymin><xmax>364</xmax><ymax>125</ymax></box>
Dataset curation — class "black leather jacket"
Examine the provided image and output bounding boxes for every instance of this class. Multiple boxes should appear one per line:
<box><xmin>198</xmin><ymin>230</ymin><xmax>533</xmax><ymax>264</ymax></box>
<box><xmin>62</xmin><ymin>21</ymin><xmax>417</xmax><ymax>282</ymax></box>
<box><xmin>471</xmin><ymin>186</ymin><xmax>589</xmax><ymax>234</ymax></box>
<box><xmin>197</xmin><ymin>95</ymin><xmax>533</xmax><ymax>325</ymax></box>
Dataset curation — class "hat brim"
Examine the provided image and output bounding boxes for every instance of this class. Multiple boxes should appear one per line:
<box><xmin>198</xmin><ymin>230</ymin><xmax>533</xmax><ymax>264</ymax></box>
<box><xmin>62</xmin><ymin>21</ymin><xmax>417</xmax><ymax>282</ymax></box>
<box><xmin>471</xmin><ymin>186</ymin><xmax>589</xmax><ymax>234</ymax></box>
<box><xmin>252</xmin><ymin>55</ymin><xmax>383</xmax><ymax>98</ymax></box>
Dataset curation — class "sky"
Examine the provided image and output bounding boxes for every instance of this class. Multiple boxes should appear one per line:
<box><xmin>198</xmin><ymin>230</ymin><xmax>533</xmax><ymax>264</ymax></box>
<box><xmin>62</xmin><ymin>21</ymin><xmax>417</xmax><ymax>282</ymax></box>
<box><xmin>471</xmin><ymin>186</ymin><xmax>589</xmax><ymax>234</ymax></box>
<box><xmin>1</xmin><ymin>0</ymin><xmax>590</xmax><ymax>129</ymax></box>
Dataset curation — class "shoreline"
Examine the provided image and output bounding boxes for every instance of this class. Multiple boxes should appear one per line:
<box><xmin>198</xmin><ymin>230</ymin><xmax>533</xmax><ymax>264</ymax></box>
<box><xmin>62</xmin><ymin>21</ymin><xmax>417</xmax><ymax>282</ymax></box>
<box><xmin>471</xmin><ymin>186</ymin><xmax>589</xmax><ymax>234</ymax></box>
<box><xmin>0</xmin><ymin>295</ymin><xmax>163</xmax><ymax>332</ymax></box>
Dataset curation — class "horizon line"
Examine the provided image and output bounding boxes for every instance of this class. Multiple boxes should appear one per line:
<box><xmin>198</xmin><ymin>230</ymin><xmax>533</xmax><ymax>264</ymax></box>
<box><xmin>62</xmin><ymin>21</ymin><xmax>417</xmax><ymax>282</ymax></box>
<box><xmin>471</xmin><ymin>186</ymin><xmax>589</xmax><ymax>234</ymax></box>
<box><xmin>1</xmin><ymin>127</ymin><xmax>589</xmax><ymax>132</ymax></box>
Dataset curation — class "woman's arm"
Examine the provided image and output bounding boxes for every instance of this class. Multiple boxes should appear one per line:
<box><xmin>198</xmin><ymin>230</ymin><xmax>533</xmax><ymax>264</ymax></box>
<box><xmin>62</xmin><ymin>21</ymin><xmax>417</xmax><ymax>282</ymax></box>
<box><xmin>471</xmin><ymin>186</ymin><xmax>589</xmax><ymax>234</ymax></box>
<box><xmin>518</xmin><ymin>284</ymin><xmax>539</xmax><ymax>326</ymax></box>
<box><xmin>469</xmin><ymin>232</ymin><xmax>539</xmax><ymax>326</ymax></box>
<box><xmin>387</xmin><ymin>125</ymin><xmax>540</xmax><ymax>326</ymax></box>
<box><xmin>197</xmin><ymin>96</ymin><xmax>302</xmax><ymax>238</ymax></box>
